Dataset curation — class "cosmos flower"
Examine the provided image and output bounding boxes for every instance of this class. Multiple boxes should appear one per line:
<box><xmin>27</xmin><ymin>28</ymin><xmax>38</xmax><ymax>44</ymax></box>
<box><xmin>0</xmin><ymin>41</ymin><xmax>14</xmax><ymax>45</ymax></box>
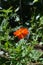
<box><xmin>13</xmin><ymin>27</ymin><xmax>30</xmax><ymax>39</ymax></box>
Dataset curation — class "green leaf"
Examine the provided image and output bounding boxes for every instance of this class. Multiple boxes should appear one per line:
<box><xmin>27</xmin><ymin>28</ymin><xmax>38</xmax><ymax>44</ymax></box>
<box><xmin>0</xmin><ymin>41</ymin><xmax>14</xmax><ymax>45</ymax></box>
<box><xmin>29</xmin><ymin>50</ymin><xmax>43</xmax><ymax>61</ymax></box>
<box><xmin>40</xmin><ymin>16</ymin><xmax>43</xmax><ymax>25</ymax></box>
<box><xmin>34</xmin><ymin>0</ymin><xmax>38</xmax><ymax>3</ymax></box>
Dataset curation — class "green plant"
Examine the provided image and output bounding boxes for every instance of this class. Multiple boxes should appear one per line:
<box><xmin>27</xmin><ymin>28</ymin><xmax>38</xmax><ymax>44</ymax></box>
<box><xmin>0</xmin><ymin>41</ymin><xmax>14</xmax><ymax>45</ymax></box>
<box><xmin>0</xmin><ymin>0</ymin><xmax>43</xmax><ymax>65</ymax></box>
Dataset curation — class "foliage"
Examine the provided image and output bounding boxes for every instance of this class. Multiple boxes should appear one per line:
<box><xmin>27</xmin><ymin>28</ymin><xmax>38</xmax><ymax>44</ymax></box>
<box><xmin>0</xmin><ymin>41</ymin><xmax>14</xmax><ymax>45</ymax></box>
<box><xmin>0</xmin><ymin>0</ymin><xmax>43</xmax><ymax>65</ymax></box>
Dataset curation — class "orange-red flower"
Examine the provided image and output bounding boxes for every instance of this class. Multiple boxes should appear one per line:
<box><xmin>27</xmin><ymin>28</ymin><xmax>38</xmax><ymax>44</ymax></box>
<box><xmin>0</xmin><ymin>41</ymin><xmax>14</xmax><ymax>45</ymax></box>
<box><xmin>13</xmin><ymin>27</ymin><xmax>29</xmax><ymax>39</ymax></box>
